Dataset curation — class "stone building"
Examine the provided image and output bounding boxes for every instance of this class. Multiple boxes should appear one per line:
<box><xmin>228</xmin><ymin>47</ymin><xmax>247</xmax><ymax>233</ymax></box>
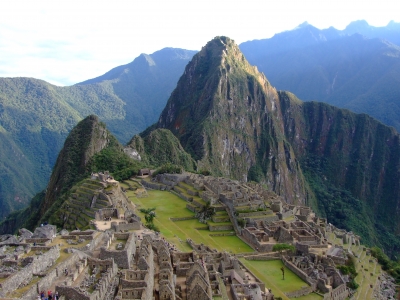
<box><xmin>99</xmin><ymin>232</ymin><xmax>136</xmax><ymax>269</ymax></box>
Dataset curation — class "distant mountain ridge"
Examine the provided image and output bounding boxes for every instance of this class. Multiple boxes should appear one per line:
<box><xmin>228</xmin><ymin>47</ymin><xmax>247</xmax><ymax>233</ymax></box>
<box><xmin>240</xmin><ymin>20</ymin><xmax>400</xmax><ymax>132</ymax></box>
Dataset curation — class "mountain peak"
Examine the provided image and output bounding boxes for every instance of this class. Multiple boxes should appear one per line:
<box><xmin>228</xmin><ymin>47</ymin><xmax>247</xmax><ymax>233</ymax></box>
<box><xmin>344</xmin><ymin>20</ymin><xmax>370</xmax><ymax>33</ymax></box>
<box><xmin>199</xmin><ymin>36</ymin><xmax>238</xmax><ymax>58</ymax></box>
<box><xmin>294</xmin><ymin>21</ymin><xmax>311</xmax><ymax>29</ymax></box>
<box><xmin>157</xmin><ymin>36</ymin><xmax>267</xmax><ymax>139</ymax></box>
<box><xmin>155</xmin><ymin>37</ymin><xmax>308</xmax><ymax>201</ymax></box>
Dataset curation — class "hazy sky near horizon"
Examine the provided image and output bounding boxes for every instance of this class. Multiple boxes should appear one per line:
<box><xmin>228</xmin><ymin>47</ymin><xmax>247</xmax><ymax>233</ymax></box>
<box><xmin>0</xmin><ymin>0</ymin><xmax>398</xmax><ymax>86</ymax></box>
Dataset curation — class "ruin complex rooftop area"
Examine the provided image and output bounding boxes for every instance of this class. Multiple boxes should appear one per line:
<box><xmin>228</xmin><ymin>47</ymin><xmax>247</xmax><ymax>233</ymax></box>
<box><xmin>0</xmin><ymin>172</ymin><xmax>396</xmax><ymax>299</ymax></box>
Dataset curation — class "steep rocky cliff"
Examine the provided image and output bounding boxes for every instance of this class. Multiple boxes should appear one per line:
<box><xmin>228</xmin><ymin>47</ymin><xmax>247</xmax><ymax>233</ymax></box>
<box><xmin>40</xmin><ymin>115</ymin><xmax>112</xmax><ymax>215</ymax></box>
<box><xmin>279</xmin><ymin>94</ymin><xmax>400</xmax><ymax>253</ymax></box>
<box><xmin>153</xmin><ymin>36</ymin><xmax>400</xmax><ymax>256</ymax></box>
<box><xmin>157</xmin><ymin>36</ymin><xmax>308</xmax><ymax>204</ymax></box>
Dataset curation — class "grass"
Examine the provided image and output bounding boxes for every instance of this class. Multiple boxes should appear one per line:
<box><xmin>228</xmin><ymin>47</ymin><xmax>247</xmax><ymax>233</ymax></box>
<box><xmin>349</xmin><ymin>244</ymin><xmax>382</xmax><ymax>300</ymax></box>
<box><xmin>291</xmin><ymin>293</ymin><xmax>323</xmax><ymax>300</ymax></box>
<box><xmin>129</xmin><ymin>190</ymin><xmax>252</xmax><ymax>253</ymax></box>
<box><xmin>239</xmin><ymin>259</ymin><xmax>310</xmax><ymax>300</ymax></box>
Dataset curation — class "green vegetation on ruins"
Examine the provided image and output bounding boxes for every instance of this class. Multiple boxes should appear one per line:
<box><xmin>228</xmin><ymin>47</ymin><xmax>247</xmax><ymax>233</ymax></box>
<box><xmin>126</xmin><ymin>188</ymin><xmax>253</xmax><ymax>253</ymax></box>
<box><xmin>240</xmin><ymin>259</ymin><xmax>318</xmax><ymax>300</ymax></box>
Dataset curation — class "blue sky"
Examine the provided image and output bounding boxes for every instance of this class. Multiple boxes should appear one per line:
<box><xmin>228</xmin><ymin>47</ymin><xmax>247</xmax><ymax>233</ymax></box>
<box><xmin>0</xmin><ymin>0</ymin><xmax>398</xmax><ymax>86</ymax></box>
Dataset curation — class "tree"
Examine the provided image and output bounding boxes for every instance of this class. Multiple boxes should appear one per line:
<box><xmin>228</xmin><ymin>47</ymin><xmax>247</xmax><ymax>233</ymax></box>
<box><xmin>140</xmin><ymin>207</ymin><xmax>158</xmax><ymax>231</ymax></box>
<box><xmin>272</xmin><ymin>243</ymin><xmax>295</xmax><ymax>257</ymax></box>
<box><xmin>195</xmin><ymin>201</ymin><xmax>215</xmax><ymax>223</ymax></box>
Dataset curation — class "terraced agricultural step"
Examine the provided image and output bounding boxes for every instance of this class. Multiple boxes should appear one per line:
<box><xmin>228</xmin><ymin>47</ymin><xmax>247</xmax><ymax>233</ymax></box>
<box><xmin>95</xmin><ymin>199</ymin><xmax>111</xmax><ymax>206</ymax></box>
<box><xmin>186</xmin><ymin>203</ymin><xmax>197</xmax><ymax>212</ymax></box>
<box><xmin>70</xmin><ymin>198</ymin><xmax>91</xmax><ymax>208</ymax></box>
<box><xmin>214</xmin><ymin>210</ymin><xmax>228</xmax><ymax>216</ymax></box>
<box><xmin>208</xmin><ymin>224</ymin><xmax>234</xmax><ymax>231</ymax></box>
<box><xmin>82</xmin><ymin>210</ymin><xmax>96</xmax><ymax>218</ymax></box>
<box><xmin>77</xmin><ymin>186</ymin><xmax>96</xmax><ymax>194</ymax></box>
<box><xmin>94</xmin><ymin>203</ymin><xmax>109</xmax><ymax>209</ymax></box>
<box><xmin>213</xmin><ymin>205</ymin><xmax>226</xmax><ymax>212</ymax></box>
<box><xmin>191</xmin><ymin>200</ymin><xmax>205</xmax><ymax>208</ymax></box>
<box><xmin>75</xmin><ymin>220</ymin><xmax>85</xmax><ymax>229</ymax></box>
<box><xmin>82</xmin><ymin>182</ymin><xmax>102</xmax><ymax>189</ymax></box>
<box><xmin>80</xmin><ymin>214</ymin><xmax>93</xmax><ymax>224</ymax></box>
<box><xmin>212</xmin><ymin>216</ymin><xmax>231</xmax><ymax>223</ymax></box>
<box><xmin>66</xmin><ymin>201</ymin><xmax>84</xmax><ymax>212</ymax></box>
<box><xmin>174</xmin><ymin>186</ymin><xmax>184</xmax><ymax>194</ymax></box>
<box><xmin>76</xmin><ymin>193</ymin><xmax>93</xmax><ymax>201</ymax></box>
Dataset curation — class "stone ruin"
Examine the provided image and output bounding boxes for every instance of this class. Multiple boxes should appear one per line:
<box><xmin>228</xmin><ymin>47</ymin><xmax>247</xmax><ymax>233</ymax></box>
<box><xmin>0</xmin><ymin>172</ymin><xmax>386</xmax><ymax>299</ymax></box>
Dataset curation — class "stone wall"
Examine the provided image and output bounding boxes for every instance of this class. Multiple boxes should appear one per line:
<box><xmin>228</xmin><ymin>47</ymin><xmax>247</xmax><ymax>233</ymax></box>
<box><xmin>25</xmin><ymin>238</ymin><xmax>52</xmax><ymax>245</ymax></box>
<box><xmin>141</xmin><ymin>180</ymin><xmax>170</xmax><ymax>191</ymax></box>
<box><xmin>112</xmin><ymin>222</ymin><xmax>140</xmax><ymax>231</ymax></box>
<box><xmin>172</xmin><ymin>188</ymin><xmax>193</xmax><ymax>202</ymax></box>
<box><xmin>296</xmin><ymin>242</ymin><xmax>310</xmax><ymax>255</ymax></box>
<box><xmin>56</xmin><ymin>286</ymin><xmax>94</xmax><ymax>300</ymax></box>
<box><xmin>323</xmin><ymin>285</ymin><xmax>349</xmax><ymax>300</ymax></box>
<box><xmin>209</xmin><ymin>232</ymin><xmax>236</xmax><ymax>237</ymax></box>
<box><xmin>285</xmin><ymin>286</ymin><xmax>314</xmax><ymax>298</ymax></box>
<box><xmin>208</xmin><ymin>225</ymin><xmax>234</xmax><ymax>231</ymax></box>
<box><xmin>244</xmin><ymin>254</ymin><xmax>280</xmax><ymax>261</ymax></box>
<box><xmin>99</xmin><ymin>232</ymin><xmax>136</xmax><ymax>269</ymax></box>
<box><xmin>282</xmin><ymin>257</ymin><xmax>316</xmax><ymax>288</ymax></box>
<box><xmin>37</xmin><ymin>268</ymin><xmax>58</xmax><ymax>295</ymax></box>
<box><xmin>95</xmin><ymin>208</ymin><xmax>117</xmax><ymax>221</ymax></box>
<box><xmin>170</xmin><ymin>216</ymin><xmax>197</xmax><ymax>221</ymax></box>
<box><xmin>327</xmin><ymin>255</ymin><xmax>346</xmax><ymax>265</ymax></box>
<box><xmin>0</xmin><ymin>246</ymin><xmax>60</xmax><ymax>297</ymax></box>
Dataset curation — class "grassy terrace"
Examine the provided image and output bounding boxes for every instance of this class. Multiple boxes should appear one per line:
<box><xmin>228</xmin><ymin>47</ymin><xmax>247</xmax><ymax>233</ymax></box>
<box><xmin>121</xmin><ymin>179</ymin><xmax>142</xmax><ymax>190</ymax></box>
<box><xmin>128</xmin><ymin>190</ymin><xmax>252</xmax><ymax>253</ymax></box>
<box><xmin>178</xmin><ymin>181</ymin><xmax>200</xmax><ymax>192</ymax></box>
<box><xmin>348</xmin><ymin>244</ymin><xmax>382</xmax><ymax>300</ymax></box>
<box><xmin>325</xmin><ymin>231</ymin><xmax>383</xmax><ymax>299</ymax></box>
<box><xmin>239</xmin><ymin>259</ymin><xmax>322</xmax><ymax>300</ymax></box>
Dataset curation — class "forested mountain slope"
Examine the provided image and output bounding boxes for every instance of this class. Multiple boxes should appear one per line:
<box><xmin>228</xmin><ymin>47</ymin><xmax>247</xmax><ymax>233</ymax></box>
<box><xmin>0</xmin><ymin>48</ymin><xmax>195</xmax><ymax>219</ymax></box>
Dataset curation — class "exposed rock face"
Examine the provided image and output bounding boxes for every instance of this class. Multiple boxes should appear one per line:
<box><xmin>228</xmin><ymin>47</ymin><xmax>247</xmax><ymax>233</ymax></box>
<box><xmin>157</xmin><ymin>36</ymin><xmax>308</xmax><ymax>204</ymax></box>
<box><xmin>40</xmin><ymin>115</ymin><xmax>112</xmax><ymax>215</ymax></box>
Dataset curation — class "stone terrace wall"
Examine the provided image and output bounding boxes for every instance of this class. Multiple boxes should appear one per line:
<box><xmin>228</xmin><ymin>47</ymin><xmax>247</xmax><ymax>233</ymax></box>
<box><xmin>282</xmin><ymin>257</ymin><xmax>316</xmax><ymax>289</ymax></box>
<box><xmin>285</xmin><ymin>286</ymin><xmax>314</xmax><ymax>298</ymax></box>
<box><xmin>141</xmin><ymin>179</ymin><xmax>171</xmax><ymax>191</ymax></box>
<box><xmin>208</xmin><ymin>225</ymin><xmax>234</xmax><ymax>231</ymax></box>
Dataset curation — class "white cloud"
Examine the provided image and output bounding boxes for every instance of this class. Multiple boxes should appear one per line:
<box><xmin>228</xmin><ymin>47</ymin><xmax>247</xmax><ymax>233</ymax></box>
<box><xmin>0</xmin><ymin>0</ymin><xmax>399</xmax><ymax>85</ymax></box>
